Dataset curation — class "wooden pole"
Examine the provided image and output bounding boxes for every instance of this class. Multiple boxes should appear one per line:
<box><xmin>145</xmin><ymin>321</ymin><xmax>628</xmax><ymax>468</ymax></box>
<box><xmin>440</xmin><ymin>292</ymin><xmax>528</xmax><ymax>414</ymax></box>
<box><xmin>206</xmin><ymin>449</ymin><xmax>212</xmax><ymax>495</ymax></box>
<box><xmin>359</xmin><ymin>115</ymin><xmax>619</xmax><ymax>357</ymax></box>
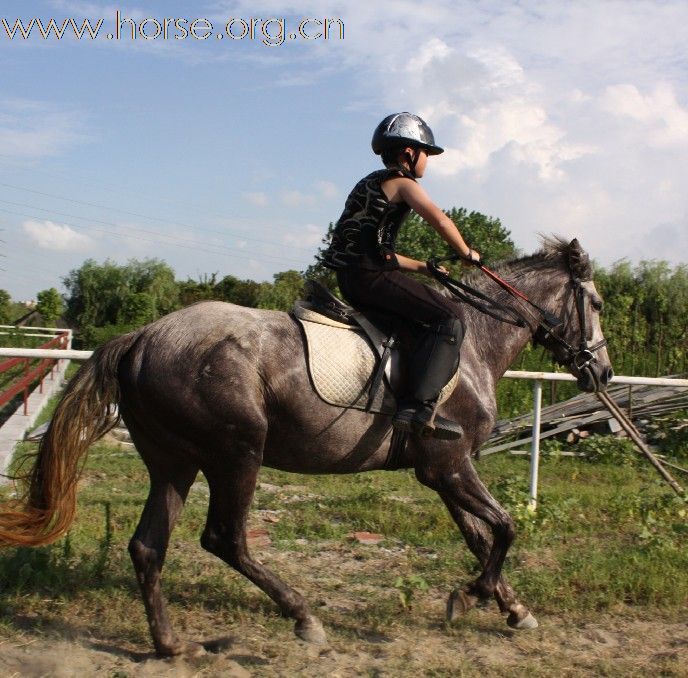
<box><xmin>597</xmin><ymin>390</ymin><xmax>684</xmax><ymax>496</ymax></box>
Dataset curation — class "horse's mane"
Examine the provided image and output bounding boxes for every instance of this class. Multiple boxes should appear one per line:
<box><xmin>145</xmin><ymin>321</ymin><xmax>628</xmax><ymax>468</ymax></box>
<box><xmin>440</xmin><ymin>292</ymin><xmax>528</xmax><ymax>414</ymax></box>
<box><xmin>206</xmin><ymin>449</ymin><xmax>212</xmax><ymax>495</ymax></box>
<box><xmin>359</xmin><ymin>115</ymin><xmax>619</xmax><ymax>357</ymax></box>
<box><xmin>460</xmin><ymin>235</ymin><xmax>593</xmax><ymax>286</ymax></box>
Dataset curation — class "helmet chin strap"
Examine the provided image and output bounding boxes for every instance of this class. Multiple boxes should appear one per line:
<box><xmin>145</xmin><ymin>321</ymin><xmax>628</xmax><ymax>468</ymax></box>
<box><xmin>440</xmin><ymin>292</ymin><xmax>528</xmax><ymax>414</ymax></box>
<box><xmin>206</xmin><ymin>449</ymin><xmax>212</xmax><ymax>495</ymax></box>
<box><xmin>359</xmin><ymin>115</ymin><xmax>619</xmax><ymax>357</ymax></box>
<box><xmin>403</xmin><ymin>149</ymin><xmax>420</xmax><ymax>177</ymax></box>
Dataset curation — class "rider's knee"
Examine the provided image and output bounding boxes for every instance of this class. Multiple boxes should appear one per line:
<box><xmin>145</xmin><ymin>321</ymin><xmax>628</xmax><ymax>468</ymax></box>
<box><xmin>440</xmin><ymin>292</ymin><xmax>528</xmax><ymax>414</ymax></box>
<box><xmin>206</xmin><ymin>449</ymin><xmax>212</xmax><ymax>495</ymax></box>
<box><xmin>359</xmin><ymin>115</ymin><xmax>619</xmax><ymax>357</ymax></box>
<box><xmin>432</xmin><ymin>316</ymin><xmax>464</xmax><ymax>346</ymax></box>
<box><xmin>447</xmin><ymin>317</ymin><xmax>464</xmax><ymax>345</ymax></box>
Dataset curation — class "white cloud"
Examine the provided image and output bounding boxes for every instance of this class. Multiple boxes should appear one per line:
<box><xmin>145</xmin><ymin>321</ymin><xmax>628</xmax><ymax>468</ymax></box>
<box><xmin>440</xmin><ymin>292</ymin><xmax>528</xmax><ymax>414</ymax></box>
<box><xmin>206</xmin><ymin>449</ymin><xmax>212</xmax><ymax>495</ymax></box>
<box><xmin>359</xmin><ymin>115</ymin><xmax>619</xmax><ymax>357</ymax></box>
<box><xmin>281</xmin><ymin>190</ymin><xmax>315</xmax><ymax>208</ymax></box>
<box><xmin>22</xmin><ymin>219</ymin><xmax>93</xmax><ymax>251</ymax></box>
<box><xmin>280</xmin><ymin>181</ymin><xmax>338</xmax><ymax>207</ymax></box>
<box><xmin>283</xmin><ymin>224</ymin><xmax>322</xmax><ymax>248</ymax></box>
<box><xmin>0</xmin><ymin>98</ymin><xmax>89</xmax><ymax>159</ymax></box>
<box><xmin>268</xmin><ymin>0</ymin><xmax>687</xmax><ymax>266</ymax></box>
<box><xmin>600</xmin><ymin>83</ymin><xmax>688</xmax><ymax>147</ymax></box>
<box><xmin>244</xmin><ymin>191</ymin><xmax>269</xmax><ymax>207</ymax></box>
<box><xmin>316</xmin><ymin>180</ymin><xmax>338</xmax><ymax>199</ymax></box>
<box><xmin>12</xmin><ymin>0</ymin><xmax>688</xmax><ymax>270</ymax></box>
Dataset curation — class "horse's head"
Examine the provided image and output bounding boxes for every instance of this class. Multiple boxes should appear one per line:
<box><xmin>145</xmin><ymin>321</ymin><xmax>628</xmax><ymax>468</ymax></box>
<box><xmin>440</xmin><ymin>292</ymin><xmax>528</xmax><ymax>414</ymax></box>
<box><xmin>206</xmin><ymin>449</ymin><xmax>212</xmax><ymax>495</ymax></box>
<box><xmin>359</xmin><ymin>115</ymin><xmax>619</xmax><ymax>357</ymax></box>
<box><xmin>536</xmin><ymin>238</ymin><xmax>614</xmax><ymax>393</ymax></box>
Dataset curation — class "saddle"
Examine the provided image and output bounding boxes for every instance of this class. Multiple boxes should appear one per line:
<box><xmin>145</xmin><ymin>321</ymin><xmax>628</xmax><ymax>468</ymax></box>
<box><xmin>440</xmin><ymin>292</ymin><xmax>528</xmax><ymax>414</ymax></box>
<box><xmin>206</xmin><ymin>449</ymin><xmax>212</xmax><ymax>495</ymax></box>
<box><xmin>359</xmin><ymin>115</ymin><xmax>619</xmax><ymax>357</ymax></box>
<box><xmin>292</xmin><ymin>280</ymin><xmax>459</xmax><ymax>415</ymax></box>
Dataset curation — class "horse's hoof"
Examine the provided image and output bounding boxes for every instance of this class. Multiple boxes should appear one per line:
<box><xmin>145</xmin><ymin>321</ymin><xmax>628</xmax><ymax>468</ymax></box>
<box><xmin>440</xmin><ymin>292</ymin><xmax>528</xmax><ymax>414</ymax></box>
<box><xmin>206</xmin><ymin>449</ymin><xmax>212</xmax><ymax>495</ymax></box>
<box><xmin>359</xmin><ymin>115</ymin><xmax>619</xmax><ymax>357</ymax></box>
<box><xmin>507</xmin><ymin>608</ymin><xmax>539</xmax><ymax>630</ymax></box>
<box><xmin>157</xmin><ymin>640</ymin><xmax>206</xmax><ymax>658</ymax></box>
<box><xmin>295</xmin><ymin>615</ymin><xmax>328</xmax><ymax>644</ymax></box>
<box><xmin>446</xmin><ymin>588</ymin><xmax>478</xmax><ymax>622</ymax></box>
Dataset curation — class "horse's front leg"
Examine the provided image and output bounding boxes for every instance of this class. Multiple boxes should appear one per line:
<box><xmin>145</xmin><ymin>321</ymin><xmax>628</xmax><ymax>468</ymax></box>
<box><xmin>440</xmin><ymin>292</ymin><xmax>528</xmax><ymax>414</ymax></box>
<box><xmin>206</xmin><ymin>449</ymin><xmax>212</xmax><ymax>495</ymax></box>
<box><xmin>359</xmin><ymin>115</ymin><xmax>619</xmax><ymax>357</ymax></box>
<box><xmin>441</xmin><ymin>500</ymin><xmax>538</xmax><ymax>629</ymax></box>
<box><xmin>415</xmin><ymin>449</ymin><xmax>536</xmax><ymax>629</ymax></box>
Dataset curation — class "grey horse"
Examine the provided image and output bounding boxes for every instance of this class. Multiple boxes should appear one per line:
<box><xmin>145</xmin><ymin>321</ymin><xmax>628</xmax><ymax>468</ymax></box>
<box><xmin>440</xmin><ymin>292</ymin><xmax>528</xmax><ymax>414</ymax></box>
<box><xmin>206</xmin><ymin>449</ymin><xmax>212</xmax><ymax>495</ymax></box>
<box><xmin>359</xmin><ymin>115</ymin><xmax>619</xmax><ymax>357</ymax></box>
<box><xmin>0</xmin><ymin>237</ymin><xmax>612</xmax><ymax>656</ymax></box>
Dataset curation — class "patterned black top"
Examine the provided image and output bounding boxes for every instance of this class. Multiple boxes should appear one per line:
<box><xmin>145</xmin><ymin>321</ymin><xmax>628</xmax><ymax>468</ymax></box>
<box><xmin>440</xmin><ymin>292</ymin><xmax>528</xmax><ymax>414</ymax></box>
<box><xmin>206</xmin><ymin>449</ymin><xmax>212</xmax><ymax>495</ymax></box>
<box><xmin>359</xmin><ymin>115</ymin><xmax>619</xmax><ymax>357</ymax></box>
<box><xmin>322</xmin><ymin>168</ymin><xmax>414</xmax><ymax>271</ymax></box>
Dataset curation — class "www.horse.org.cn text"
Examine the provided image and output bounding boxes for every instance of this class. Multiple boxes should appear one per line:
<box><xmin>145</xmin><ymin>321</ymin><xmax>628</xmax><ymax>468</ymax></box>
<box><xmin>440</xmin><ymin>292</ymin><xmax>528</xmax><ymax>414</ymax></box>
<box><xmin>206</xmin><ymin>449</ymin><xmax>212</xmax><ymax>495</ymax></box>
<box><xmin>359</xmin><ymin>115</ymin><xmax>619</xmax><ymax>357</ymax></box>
<box><xmin>0</xmin><ymin>13</ymin><xmax>346</xmax><ymax>46</ymax></box>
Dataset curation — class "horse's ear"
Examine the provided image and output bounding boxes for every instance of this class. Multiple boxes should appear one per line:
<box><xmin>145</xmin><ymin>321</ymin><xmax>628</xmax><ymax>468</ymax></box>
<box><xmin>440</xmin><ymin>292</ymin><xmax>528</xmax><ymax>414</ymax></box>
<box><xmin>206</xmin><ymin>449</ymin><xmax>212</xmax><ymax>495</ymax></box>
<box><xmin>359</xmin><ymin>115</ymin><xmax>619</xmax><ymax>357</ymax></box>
<box><xmin>567</xmin><ymin>238</ymin><xmax>592</xmax><ymax>280</ymax></box>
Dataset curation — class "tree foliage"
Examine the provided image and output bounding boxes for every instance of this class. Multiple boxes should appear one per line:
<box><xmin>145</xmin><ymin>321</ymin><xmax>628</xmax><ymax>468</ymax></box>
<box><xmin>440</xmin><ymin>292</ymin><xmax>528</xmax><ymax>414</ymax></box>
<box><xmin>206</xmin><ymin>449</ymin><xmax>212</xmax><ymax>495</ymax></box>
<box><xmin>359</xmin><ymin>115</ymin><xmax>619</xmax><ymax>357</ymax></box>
<box><xmin>307</xmin><ymin>207</ymin><xmax>517</xmax><ymax>287</ymax></box>
<box><xmin>178</xmin><ymin>273</ymin><xmax>269</xmax><ymax>308</ymax></box>
<box><xmin>63</xmin><ymin>259</ymin><xmax>179</xmax><ymax>347</ymax></box>
<box><xmin>35</xmin><ymin>288</ymin><xmax>64</xmax><ymax>326</ymax></box>
<box><xmin>51</xmin><ymin>212</ymin><xmax>688</xmax><ymax>389</ymax></box>
<box><xmin>0</xmin><ymin>289</ymin><xmax>11</xmax><ymax>324</ymax></box>
<box><xmin>395</xmin><ymin>208</ymin><xmax>517</xmax><ymax>267</ymax></box>
<box><xmin>595</xmin><ymin>260</ymin><xmax>688</xmax><ymax>377</ymax></box>
<box><xmin>256</xmin><ymin>270</ymin><xmax>304</xmax><ymax>312</ymax></box>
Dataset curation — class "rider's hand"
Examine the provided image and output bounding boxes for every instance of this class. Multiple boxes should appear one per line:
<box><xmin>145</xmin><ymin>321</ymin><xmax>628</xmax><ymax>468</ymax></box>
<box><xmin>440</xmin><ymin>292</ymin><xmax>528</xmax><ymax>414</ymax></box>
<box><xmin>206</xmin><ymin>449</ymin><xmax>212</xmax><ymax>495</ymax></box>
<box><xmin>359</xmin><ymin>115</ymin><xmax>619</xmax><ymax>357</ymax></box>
<box><xmin>463</xmin><ymin>248</ymin><xmax>481</xmax><ymax>265</ymax></box>
<box><xmin>425</xmin><ymin>260</ymin><xmax>448</xmax><ymax>276</ymax></box>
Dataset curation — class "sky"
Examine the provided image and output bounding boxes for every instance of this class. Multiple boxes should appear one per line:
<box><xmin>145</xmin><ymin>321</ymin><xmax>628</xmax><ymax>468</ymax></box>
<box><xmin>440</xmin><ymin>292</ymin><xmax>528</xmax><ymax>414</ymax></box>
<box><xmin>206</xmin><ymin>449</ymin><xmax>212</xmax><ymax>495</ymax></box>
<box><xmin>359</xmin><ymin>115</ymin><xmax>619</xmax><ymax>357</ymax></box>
<box><xmin>1</xmin><ymin>0</ymin><xmax>687</xmax><ymax>301</ymax></box>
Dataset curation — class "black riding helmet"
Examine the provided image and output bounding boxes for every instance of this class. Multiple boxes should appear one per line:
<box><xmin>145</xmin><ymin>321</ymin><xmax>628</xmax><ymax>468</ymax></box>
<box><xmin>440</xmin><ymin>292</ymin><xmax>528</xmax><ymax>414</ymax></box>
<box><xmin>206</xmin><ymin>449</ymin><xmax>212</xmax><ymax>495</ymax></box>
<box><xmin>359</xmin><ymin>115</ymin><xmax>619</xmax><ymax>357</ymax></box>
<box><xmin>371</xmin><ymin>112</ymin><xmax>444</xmax><ymax>156</ymax></box>
<box><xmin>372</xmin><ymin>112</ymin><xmax>443</xmax><ymax>177</ymax></box>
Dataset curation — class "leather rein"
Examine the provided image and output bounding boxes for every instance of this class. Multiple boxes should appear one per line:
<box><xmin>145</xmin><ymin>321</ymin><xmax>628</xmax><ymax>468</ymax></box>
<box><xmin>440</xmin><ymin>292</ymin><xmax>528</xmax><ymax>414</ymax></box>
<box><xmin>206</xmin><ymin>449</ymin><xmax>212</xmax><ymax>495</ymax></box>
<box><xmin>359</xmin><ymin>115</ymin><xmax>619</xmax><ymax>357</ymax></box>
<box><xmin>428</xmin><ymin>255</ymin><xmax>608</xmax><ymax>375</ymax></box>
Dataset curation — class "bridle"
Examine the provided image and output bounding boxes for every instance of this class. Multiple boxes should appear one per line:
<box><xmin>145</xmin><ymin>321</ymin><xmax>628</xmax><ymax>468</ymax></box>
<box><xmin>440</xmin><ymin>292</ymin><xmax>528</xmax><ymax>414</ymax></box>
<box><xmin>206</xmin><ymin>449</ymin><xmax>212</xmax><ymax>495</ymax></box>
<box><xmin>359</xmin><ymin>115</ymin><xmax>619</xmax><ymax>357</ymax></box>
<box><xmin>532</xmin><ymin>275</ymin><xmax>608</xmax><ymax>376</ymax></box>
<box><xmin>428</xmin><ymin>257</ymin><xmax>608</xmax><ymax>377</ymax></box>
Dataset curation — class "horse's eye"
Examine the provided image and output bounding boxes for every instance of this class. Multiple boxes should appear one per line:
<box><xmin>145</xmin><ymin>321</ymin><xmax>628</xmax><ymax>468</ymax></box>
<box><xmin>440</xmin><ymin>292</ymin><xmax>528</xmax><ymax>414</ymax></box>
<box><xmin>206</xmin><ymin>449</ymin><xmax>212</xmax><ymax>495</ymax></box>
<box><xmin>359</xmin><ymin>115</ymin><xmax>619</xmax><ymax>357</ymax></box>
<box><xmin>591</xmin><ymin>297</ymin><xmax>603</xmax><ymax>312</ymax></box>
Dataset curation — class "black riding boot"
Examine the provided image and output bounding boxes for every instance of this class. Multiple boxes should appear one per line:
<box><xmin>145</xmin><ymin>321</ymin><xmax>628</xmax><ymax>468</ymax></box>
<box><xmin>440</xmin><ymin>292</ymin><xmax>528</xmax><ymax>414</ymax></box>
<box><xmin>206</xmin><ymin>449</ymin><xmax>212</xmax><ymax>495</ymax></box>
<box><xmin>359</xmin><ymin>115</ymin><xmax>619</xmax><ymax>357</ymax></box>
<box><xmin>393</xmin><ymin>319</ymin><xmax>464</xmax><ymax>440</ymax></box>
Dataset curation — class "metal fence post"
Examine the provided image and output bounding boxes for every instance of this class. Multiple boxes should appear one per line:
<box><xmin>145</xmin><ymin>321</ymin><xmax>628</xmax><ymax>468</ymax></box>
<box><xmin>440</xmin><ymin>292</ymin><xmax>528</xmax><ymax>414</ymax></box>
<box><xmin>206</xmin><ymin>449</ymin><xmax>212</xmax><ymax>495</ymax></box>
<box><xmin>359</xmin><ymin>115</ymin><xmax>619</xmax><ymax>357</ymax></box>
<box><xmin>528</xmin><ymin>380</ymin><xmax>543</xmax><ymax>510</ymax></box>
<box><xmin>22</xmin><ymin>359</ymin><xmax>29</xmax><ymax>415</ymax></box>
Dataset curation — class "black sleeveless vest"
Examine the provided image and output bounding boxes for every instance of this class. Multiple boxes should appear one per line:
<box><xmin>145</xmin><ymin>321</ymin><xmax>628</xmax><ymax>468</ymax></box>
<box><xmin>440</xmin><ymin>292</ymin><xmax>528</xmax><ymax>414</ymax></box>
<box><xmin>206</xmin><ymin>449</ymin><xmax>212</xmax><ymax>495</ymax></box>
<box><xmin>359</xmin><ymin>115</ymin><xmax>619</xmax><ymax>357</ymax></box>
<box><xmin>322</xmin><ymin>168</ymin><xmax>414</xmax><ymax>271</ymax></box>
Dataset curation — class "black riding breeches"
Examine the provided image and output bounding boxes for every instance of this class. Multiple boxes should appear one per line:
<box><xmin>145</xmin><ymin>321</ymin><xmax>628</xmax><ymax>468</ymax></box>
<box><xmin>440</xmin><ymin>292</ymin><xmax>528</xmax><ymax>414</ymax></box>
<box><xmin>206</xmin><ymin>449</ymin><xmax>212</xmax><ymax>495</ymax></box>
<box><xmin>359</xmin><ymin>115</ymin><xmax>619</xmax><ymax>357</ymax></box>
<box><xmin>336</xmin><ymin>267</ymin><xmax>465</xmax><ymax>406</ymax></box>
<box><xmin>336</xmin><ymin>267</ymin><xmax>461</xmax><ymax>329</ymax></box>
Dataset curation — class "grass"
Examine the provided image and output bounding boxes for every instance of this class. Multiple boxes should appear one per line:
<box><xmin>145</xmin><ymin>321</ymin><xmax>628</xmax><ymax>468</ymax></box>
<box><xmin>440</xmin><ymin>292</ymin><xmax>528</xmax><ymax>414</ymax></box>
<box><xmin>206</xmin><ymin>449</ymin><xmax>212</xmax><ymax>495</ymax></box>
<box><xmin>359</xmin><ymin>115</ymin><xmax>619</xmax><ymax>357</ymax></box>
<box><xmin>0</xmin><ymin>436</ymin><xmax>686</xmax><ymax>674</ymax></box>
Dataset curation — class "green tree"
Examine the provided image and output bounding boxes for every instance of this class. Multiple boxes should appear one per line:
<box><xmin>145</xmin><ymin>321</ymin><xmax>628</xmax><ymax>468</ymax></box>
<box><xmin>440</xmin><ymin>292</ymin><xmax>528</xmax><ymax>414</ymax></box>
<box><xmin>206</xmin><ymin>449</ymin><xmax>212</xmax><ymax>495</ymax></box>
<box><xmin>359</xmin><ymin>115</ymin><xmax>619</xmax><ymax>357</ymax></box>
<box><xmin>219</xmin><ymin>278</ymin><xmax>267</xmax><ymax>308</ymax></box>
<box><xmin>305</xmin><ymin>221</ymin><xmax>338</xmax><ymax>289</ymax></box>
<box><xmin>120</xmin><ymin>292</ymin><xmax>156</xmax><ymax>326</ymax></box>
<box><xmin>178</xmin><ymin>273</ymin><xmax>220</xmax><ymax>306</ymax></box>
<box><xmin>257</xmin><ymin>270</ymin><xmax>305</xmax><ymax>312</ymax></box>
<box><xmin>0</xmin><ymin>289</ymin><xmax>11</xmax><ymax>324</ymax></box>
<box><xmin>35</xmin><ymin>288</ymin><xmax>64</xmax><ymax>326</ymax></box>
<box><xmin>594</xmin><ymin>259</ymin><xmax>688</xmax><ymax>377</ymax></box>
<box><xmin>395</xmin><ymin>208</ymin><xmax>517</xmax><ymax>268</ymax></box>
<box><xmin>213</xmin><ymin>274</ymin><xmax>239</xmax><ymax>302</ymax></box>
<box><xmin>63</xmin><ymin>258</ymin><xmax>180</xmax><ymax>348</ymax></box>
<box><xmin>63</xmin><ymin>259</ymin><xmax>128</xmax><ymax>328</ymax></box>
<box><xmin>307</xmin><ymin>208</ymin><xmax>517</xmax><ymax>286</ymax></box>
<box><xmin>177</xmin><ymin>273</ymin><xmax>279</xmax><ymax>310</ymax></box>
<box><xmin>127</xmin><ymin>259</ymin><xmax>178</xmax><ymax>317</ymax></box>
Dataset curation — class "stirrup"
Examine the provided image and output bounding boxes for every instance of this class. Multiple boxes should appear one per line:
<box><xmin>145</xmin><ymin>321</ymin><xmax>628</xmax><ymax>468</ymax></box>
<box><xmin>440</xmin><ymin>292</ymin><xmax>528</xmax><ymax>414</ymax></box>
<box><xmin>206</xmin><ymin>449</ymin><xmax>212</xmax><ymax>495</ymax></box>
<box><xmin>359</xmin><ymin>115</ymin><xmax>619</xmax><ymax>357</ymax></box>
<box><xmin>392</xmin><ymin>405</ymin><xmax>463</xmax><ymax>441</ymax></box>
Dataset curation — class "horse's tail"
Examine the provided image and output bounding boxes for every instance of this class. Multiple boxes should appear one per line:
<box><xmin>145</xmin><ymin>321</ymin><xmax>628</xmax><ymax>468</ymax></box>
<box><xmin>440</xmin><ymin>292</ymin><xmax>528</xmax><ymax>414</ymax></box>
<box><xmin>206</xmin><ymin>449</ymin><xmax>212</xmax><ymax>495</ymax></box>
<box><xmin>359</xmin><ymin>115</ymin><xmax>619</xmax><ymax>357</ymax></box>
<box><xmin>0</xmin><ymin>331</ymin><xmax>139</xmax><ymax>547</ymax></box>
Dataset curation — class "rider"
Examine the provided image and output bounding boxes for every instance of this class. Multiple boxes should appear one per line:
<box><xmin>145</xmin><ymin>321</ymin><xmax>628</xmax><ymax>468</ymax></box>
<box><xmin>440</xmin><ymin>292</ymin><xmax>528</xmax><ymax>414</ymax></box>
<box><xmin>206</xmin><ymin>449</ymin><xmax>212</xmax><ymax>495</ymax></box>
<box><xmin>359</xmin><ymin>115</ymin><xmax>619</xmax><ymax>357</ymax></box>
<box><xmin>322</xmin><ymin>112</ymin><xmax>480</xmax><ymax>440</ymax></box>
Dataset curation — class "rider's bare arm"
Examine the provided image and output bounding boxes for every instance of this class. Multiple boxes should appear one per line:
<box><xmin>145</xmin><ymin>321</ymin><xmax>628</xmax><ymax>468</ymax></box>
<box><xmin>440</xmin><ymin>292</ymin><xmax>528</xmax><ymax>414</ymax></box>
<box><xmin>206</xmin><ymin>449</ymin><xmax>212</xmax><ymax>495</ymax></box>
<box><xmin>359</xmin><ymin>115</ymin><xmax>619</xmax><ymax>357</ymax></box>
<box><xmin>384</xmin><ymin>177</ymin><xmax>480</xmax><ymax>266</ymax></box>
<box><xmin>394</xmin><ymin>253</ymin><xmax>447</xmax><ymax>276</ymax></box>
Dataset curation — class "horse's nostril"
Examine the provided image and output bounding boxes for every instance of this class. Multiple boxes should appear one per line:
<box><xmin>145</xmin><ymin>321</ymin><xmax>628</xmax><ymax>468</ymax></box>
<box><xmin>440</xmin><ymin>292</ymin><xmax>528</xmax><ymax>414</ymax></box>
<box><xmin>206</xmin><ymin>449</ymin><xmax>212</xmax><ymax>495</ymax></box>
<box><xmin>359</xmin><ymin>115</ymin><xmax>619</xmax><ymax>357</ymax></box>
<box><xmin>604</xmin><ymin>367</ymin><xmax>614</xmax><ymax>384</ymax></box>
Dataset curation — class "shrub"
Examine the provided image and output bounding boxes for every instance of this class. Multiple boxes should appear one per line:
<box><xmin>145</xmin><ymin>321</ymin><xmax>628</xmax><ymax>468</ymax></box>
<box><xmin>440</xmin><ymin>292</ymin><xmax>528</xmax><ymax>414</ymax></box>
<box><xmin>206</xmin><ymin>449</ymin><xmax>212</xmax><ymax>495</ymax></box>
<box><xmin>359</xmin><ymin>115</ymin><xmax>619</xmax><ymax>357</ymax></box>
<box><xmin>577</xmin><ymin>435</ymin><xmax>639</xmax><ymax>466</ymax></box>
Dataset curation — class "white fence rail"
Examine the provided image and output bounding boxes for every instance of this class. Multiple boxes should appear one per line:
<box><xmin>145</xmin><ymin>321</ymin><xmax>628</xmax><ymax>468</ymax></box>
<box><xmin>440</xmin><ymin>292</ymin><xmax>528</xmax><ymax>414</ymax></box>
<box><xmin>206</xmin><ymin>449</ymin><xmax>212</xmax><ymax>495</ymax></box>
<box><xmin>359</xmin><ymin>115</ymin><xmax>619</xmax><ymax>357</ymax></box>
<box><xmin>2</xmin><ymin>348</ymin><xmax>687</xmax><ymax>506</ymax></box>
<box><xmin>502</xmin><ymin>372</ymin><xmax>688</xmax><ymax>507</ymax></box>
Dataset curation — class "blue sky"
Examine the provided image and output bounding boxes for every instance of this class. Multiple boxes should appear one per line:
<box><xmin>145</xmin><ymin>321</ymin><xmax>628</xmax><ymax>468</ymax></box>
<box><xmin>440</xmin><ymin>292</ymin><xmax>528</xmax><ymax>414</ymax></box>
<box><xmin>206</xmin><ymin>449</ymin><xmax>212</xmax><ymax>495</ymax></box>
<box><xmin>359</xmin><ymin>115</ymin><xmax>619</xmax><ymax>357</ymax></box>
<box><xmin>2</xmin><ymin>0</ymin><xmax>687</xmax><ymax>301</ymax></box>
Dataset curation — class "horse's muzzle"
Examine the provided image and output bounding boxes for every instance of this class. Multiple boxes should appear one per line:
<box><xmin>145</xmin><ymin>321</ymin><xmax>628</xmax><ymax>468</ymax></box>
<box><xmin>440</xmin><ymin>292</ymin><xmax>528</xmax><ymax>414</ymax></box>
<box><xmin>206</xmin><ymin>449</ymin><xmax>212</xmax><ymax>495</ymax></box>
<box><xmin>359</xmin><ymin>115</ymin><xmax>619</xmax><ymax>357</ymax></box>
<box><xmin>576</xmin><ymin>363</ymin><xmax>614</xmax><ymax>393</ymax></box>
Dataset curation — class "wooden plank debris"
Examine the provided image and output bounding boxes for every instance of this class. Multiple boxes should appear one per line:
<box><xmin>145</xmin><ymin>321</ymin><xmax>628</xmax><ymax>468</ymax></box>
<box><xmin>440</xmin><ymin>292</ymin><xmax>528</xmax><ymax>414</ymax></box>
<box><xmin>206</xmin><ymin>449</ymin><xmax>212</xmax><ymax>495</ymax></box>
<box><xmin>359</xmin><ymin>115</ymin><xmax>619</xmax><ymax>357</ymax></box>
<box><xmin>479</xmin><ymin>380</ymin><xmax>688</xmax><ymax>458</ymax></box>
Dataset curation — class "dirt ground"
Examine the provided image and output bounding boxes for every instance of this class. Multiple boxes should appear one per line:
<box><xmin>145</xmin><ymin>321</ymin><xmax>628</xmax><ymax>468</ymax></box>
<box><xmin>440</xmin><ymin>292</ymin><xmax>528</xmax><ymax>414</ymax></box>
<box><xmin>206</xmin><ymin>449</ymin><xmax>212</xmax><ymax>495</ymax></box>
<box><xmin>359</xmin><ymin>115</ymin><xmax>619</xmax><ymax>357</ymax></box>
<box><xmin>2</xmin><ymin>456</ymin><xmax>686</xmax><ymax>676</ymax></box>
<box><xmin>2</xmin><ymin>605</ymin><xmax>687</xmax><ymax>677</ymax></box>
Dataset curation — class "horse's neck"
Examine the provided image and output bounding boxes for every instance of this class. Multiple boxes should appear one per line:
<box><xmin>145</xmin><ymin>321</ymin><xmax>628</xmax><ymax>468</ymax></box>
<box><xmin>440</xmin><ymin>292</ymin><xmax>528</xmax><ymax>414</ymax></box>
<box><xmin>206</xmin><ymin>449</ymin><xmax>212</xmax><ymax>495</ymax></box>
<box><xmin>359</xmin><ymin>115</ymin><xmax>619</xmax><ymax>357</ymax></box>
<box><xmin>468</xmin><ymin>265</ymin><xmax>567</xmax><ymax>382</ymax></box>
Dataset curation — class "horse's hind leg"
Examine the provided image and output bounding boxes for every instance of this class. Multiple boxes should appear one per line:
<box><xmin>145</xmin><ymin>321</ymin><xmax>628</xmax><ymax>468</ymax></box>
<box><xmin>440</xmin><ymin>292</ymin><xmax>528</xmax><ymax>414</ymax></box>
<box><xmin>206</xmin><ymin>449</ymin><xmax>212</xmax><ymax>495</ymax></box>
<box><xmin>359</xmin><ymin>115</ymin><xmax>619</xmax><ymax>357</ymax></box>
<box><xmin>441</xmin><ymin>501</ymin><xmax>538</xmax><ymax>629</ymax></box>
<box><xmin>128</xmin><ymin>462</ymin><xmax>200</xmax><ymax>656</ymax></box>
<box><xmin>200</xmin><ymin>450</ymin><xmax>327</xmax><ymax>645</ymax></box>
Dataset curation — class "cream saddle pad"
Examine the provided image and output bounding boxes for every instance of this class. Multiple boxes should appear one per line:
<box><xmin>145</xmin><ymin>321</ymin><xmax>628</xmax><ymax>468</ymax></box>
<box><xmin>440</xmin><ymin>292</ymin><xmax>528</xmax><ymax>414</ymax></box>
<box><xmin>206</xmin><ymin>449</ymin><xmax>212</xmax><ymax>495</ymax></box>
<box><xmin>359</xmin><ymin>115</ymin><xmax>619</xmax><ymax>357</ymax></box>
<box><xmin>293</xmin><ymin>300</ymin><xmax>460</xmax><ymax>415</ymax></box>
